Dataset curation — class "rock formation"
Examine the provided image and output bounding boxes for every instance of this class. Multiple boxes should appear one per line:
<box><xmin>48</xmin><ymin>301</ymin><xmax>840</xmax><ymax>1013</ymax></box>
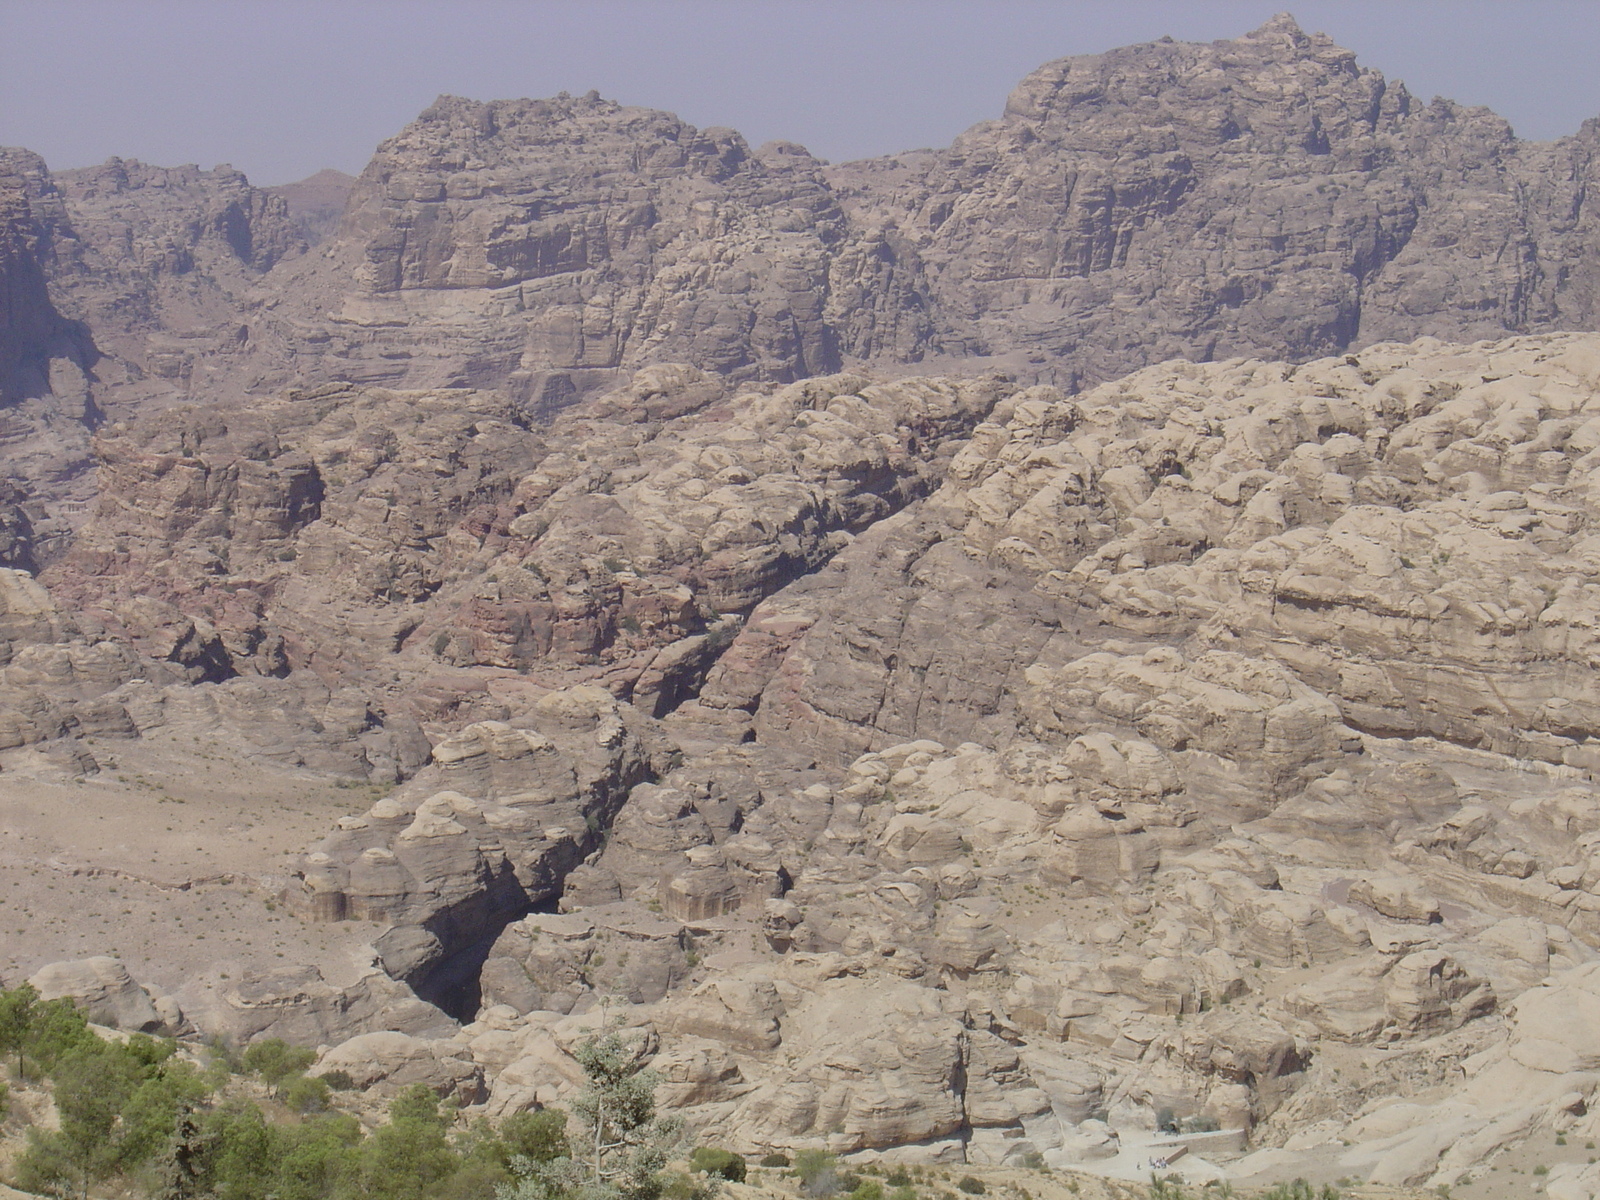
<box><xmin>14</xmin><ymin>15</ymin><xmax>1600</xmax><ymax>526</ymax></box>
<box><xmin>264</xmin><ymin>167</ymin><xmax>356</xmax><ymax>245</ymax></box>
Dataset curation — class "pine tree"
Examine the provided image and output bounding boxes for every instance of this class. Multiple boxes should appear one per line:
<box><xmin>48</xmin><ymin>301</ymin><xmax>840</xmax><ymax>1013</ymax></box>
<box><xmin>498</xmin><ymin>1027</ymin><xmax>691</xmax><ymax>1200</ymax></box>
<box><xmin>151</xmin><ymin>1105</ymin><xmax>208</xmax><ymax>1200</ymax></box>
<box><xmin>0</xmin><ymin>982</ymin><xmax>37</xmax><ymax>1077</ymax></box>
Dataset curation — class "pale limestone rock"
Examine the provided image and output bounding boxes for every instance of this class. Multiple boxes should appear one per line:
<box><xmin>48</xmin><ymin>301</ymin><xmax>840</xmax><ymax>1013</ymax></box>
<box><xmin>27</xmin><ymin>957</ymin><xmax>169</xmax><ymax>1034</ymax></box>
<box><xmin>316</xmin><ymin>1030</ymin><xmax>485</xmax><ymax>1101</ymax></box>
<box><xmin>1382</xmin><ymin>951</ymin><xmax>1496</xmax><ymax>1034</ymax></box>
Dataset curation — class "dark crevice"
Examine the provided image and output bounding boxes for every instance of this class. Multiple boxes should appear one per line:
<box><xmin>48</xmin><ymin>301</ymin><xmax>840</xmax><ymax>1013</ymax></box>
<box><xmin>411</xmin><ymin>894</ymin><xmax>562</xmax><ymax>1021</ymax></box>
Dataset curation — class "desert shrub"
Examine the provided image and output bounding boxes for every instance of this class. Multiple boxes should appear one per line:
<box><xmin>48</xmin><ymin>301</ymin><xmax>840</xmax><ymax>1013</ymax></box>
<box><xmin>691</xmin><ymin>1146</ymin><xmax>748</xmax><ymax>1182</ymax></box>
<box><xmin>242</xmin><ymin>1037</ymin><xmax>316</xmax><ymax>1088</ymax></box>
<box><xmin>317</xmin><ymin>1068</ymin><xmax>357</xmax><ymax>1091</ymax></box>
<box><xmin>957</xmin><ymin>1177</ymin><xmax>986</xmax><ymax>1195</ymax></box>
<box><xmin>887</xmin><ymin>1168</ymin><xmax>912</xmax><ymax>1187</ymax></box>
<box><xmin>283</xmin><ymin>1072</ymin><xmax>332</xmax><ymax>1114</ymax></box>
<box><xmin>1257</xmin><ymin>1182</ymin><xmax>1336</xmax><ymax>1200</ymax></box>
<box><xmin>795</xmin><ymin>1148</ymin><xmax>841</xmax><ymax>1197</ymax></box>
<box><xmin>663</xmin><ymin>1170</ymin><xmax>721</xmax><ymax>1200</ymax></box>
<box><xmin>500</xmin><ymin>1106</ymin><xmax>570</xmax><ymax>1164</ymax></box>
<box><xmin>762</xmin><ymin>1152</ymin><xmax>793</xmax><ymax>1168</ymax></box>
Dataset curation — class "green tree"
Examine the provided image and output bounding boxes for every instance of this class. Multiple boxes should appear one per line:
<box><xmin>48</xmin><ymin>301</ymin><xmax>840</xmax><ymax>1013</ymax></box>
<box><xmin>347</xmin><ymin>1084</ymin><xmax>462</xmax><ymax>1200</ymax></box>
<box><xmin>23</xmin><ymin>1040</ymin><xmax>146</xmax><ymax>1197</ymax></box>
<box><xmin>151</xmin><ymin>1105</ymin><xmax>209</xmax><ymax>1200</ymax></box>
<box><xmin>198</xmin><ymin>1099</ymin><xmax>275</xmax><ymax>1200</ymax></box>
<box><xmin>283</xmin><ymin>1071</ymin><xmax>332</xmax><ymax>1114</ymax></box>
<box><xmin>118</xmin><ymin>1057</ymin><xmax>211</xmax><ymax>1167</ymax></box>
<box><xmin>16</xmin><ymin>994</ymin><xmax>94</xmax><ymax>1077</ymax></box>
<box><xmin>499</xmin><ymin>1029</ymin><xmax>687</xmax><ymax>1200</ymax></box>
<box><xmin>274</xmin><ymin>1113</ymin><xmax>363</xmax><ymax>1200</ymax></box>
<box><xmin>500</xmin><ymin>1108</ymin><xmax>570</xmax><ymax>1165</ymax></box>
<box><xmin>14</xmin><ymin>1128</ymin><xmax>81</xmax><ymax>1198</ymax></box>
<box><xmin>241</xmin><ymin>1037</ymin><xmax>317</xmax><ymax>1092</ymax></box>
<box><xmin>688</xmin><ymin>1148</ymin><xmax>746</xmax><ymax>1182</ymax></box>
<box><xmin>0</xmin><ymin>982</ymin><xmax>38</xmax><ymax>1076</ymax></box>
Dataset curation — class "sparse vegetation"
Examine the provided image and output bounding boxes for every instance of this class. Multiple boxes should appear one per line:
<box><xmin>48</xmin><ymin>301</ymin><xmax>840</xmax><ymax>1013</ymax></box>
<box><xmin>0</xmin><ymin>984</ymin><xmax>592</xmax><ymax>1200</ymax></box>
<box><xmin>499</xmin><ymin>1027</ymin><xmax>687</xmax><ymax>1200</ymax></box>
<box><xmin>689</xmin><ymin>1146</ymin><xmax>747</xmax><ymax>1182</ymax></box>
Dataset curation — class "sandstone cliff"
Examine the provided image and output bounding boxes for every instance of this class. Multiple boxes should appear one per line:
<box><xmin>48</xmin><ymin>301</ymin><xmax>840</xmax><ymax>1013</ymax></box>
<box><xmin>229</xmin><ymin>16</ymin><xmax>1600</xmax><ymax>410</ymax></box>
<box><xmin>17</xmin><ymin>15</ymin><xmax>1600</xmax><ymax>479</ymax></box>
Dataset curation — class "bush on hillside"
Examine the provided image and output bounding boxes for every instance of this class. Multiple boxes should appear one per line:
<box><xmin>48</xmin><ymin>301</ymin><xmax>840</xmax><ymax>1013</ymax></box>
<box><xmin>690</xmin><ymin>1147</ymin><xmax>747</xmax><ymax>1182</ymax></box>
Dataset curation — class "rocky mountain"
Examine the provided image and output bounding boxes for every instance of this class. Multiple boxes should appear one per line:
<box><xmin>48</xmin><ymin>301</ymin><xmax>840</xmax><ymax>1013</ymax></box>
<box><xmin>235</xmin><ymin>12</ymin><xmax>1600</xmax><ymax>408</ymax></box>
<box><xmin>0</xmin><ymin>148</ymin><xmax>98</xmax><ymax>567</ymax></box>
<box><xmin>10</xmin><ymin>14</ymin><xmax>1600</xmax><ymax>1197</ymax></box>
<box><xmin>0</xmin><ymin>148</ymin><xmax>302</xmax><ymax>571</ymax></box>
<box><xmin>12</xmin><ymin>14</ymin><xmax>1600</xmax><ymax>534</ymax></box>
<box><xmin>265</xmin><ymin>166</ymin><xmax>357</xmax><ymax>244</ymax></box>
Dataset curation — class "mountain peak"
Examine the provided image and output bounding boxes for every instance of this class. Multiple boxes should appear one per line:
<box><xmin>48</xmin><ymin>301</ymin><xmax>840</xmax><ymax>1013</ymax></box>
<box><xmin>1245</xmin><ymin>11</ymin><xmax>1310</xmax><ymax>42</ymax></box>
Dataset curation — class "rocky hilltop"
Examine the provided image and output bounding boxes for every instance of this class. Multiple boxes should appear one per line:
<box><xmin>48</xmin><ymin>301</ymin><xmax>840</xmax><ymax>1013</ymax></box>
<box><xmin>265</xmin><ymin>166</ymin><xmax>357</xmax><ymax>244</ymax></box>
<box><xmin>9</xmin><ymin>15</ymin><xmax>1600</xmax><ymax>1197</ymax></box>
<box><xmin>0</xmin><ymin>148</ymin><xmax>301</xmax><ymax>568</ymax></box>
<box><xmin>10</xmin><ymin>333</ymin><xmax>1600</xmax><ymax>1191</ymax></box>
<box><xmin>236</xmin><ymin>15</ymin><xmax>1600</xmax><ymax>405</ymax></box>
<box><xmin>10</xmin><ymin>15</ymin><xmax>1600</xmax><ymax>541</ymax></box>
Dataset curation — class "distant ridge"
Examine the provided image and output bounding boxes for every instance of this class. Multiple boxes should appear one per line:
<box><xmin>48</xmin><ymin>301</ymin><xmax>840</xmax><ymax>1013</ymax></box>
<box><xmin>265</xmin><ymin>166</ymin><xmax>356</xmax><ymax>244</ymax></box>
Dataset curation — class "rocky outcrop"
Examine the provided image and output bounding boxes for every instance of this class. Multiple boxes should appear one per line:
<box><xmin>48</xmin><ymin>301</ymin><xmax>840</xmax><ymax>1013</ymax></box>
<box><xmin>22</xmin><ymin>17</ymin><xmax>1600</xmax><ymax>1188</ymax></box>
<box><xmin>44</xmin><ymin>156</ymin><xmax>302</xmax><ymax>409</ymax></box>
<box><xmin>172</xmin><ymin>962</ymin><xmax>458</xmax><ymax>1048</ymax></box>
<box><xmin>22</xmin><ymin>328</ymin><xmax>1600</xmax><ymax>1181</ymax></box>
<box><xmin>0</xmin><ymin>148</ymin><xmax>98</xmax><ymax>564</ymax></box>
<box><xmin>288</xmin><ymin>687</ymin><xmax>677</xmax><ymax>1008</ymax></box>
<box><xmin>315</xmin><ymin>1029</ymin><xmax>485</xmax><ymax>1101</ymax></box>
<box><xmin>27</xmin><ymin>956</ymin><xmax>184</xmax><ymax>1035</ymax></box>
<box><xmin>241</xmin><ymin>93</ymin><xmax>865</xmax><ymax>406</ymax></box>
<box><xmin>825</xmin><ymin>15</ymin><xmax>1600</xmax><ymax>384</ymax></box>
<box><xmin>0</xmin><ymin>149</ymin><xmax>298</xmax><ymax>562</ymax></box>
<box><xmin>41</xmin><ymin>369</ymin><xmax>1003</xmax><ymax>731</ymax></box>
<box><xmin>264</xmin><ymin>167</ymin><xmax>356</xmax><ymax>245</ymax></box>
<box><xmin>189</xmin><ymin>17</ymin><xmax>1600</xmax><ymax>415</ymax></box>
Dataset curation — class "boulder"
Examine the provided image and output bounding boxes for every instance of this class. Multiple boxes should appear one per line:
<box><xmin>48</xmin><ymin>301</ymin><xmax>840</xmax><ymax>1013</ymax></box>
<box><xmin>27</xmin><ymin>957</ymin><xmax>172</xmax><ymax>1034</ymax></box>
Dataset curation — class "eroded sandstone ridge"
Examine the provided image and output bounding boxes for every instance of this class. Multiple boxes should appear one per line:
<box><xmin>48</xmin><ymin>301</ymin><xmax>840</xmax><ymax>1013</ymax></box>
<box><xmin>11</xmin><ymin>333</ymin><xmax>1600</xmax><ymax>1189</ymax></box>
<box><xmin>11</xmin><ymin>15</ymin><xmax>1600</xmax><ymax>551</ymax></box>
<box><xmin>232</xmin><ymin>15</ymin><xmax>1600</xmax><ymax>404</ymax></box>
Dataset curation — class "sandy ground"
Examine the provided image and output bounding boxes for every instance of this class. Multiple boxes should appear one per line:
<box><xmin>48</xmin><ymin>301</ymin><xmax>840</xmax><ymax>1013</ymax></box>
<box><xmin>1451</xmin><ymin>1127</ymin><xmax>1599</xmax><ymax>1200</ymax></box>
<box><xmin>0</xmin><ymin>726</ymin><xmax>387</xmax><ymax>996</ymax></box>
<box><xmin>730</xmin><ymin>1164</ymin><xmax>1435</xmax><ymax>1200</ymax></box>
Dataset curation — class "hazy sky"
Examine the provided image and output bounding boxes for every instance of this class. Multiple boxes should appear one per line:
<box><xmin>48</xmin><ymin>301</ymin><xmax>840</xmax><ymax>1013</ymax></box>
<box><xmin>3</xmin><ymin>1</ymin><xmax>1599</xmax><ymax>186</ymax></box>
